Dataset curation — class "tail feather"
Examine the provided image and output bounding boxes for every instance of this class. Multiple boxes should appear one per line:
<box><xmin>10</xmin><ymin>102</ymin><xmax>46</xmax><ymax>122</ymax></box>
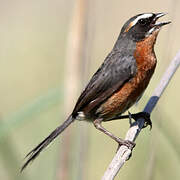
<box><xmin>21</xmin><ymin>115</ymin><xmax>74</xmax><ymax>172</ymax></box>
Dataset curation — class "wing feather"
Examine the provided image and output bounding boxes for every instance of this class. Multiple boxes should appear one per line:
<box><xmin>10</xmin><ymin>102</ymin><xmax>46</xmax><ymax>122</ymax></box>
<box><xmin>72</xmin><ymin>50</ymin><xmax>137</xmax><ymax>116</ymax></box>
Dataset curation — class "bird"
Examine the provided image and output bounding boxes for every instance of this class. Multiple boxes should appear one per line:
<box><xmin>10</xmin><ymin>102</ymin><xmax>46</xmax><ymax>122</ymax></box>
<box><xmin>21</xmin><ymin>12</ymin><xmax>170</xmax><ymax>171</ymax></box>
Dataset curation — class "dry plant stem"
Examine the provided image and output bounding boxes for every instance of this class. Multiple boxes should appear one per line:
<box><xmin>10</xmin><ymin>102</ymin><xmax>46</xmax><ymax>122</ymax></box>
<box><xmin>102</xmin><ymin>50</ymin><xmax>180</xmax><ymax>180</ymax></box>
<box><xmin>57</xmin><ymin>0</ymin><xmax>87</xmax><ymax>179</ymax></box>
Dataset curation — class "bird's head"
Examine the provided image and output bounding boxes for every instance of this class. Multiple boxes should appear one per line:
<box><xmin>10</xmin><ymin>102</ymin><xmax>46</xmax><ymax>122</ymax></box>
<box><xmin>120</xmin><ymin>13</ymin><xmax>171</xmax><ymax>42</ymax></box>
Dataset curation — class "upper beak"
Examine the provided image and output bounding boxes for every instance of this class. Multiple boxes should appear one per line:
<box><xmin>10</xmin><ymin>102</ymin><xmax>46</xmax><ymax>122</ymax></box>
<box><xmin>155</xmin><ymin>12</ymin><xmax>167</xmax><ymax>19</ymax></box>
<box><xmin>153</xmin><ymin>13</ymin><xmax>171</xmax><ymax>27</ymax></box>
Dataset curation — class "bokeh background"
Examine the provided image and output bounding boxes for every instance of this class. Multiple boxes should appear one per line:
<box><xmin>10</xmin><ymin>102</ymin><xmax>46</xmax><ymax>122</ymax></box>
<box><xmin>0</xmin><ymin>0</ymin><xmax>179</xmax><ymax>180</ymax></box>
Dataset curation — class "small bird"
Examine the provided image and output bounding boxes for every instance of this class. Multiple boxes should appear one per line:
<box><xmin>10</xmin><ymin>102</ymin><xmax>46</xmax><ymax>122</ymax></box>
<box><xmin>21</xmin><ymin>12</ymin><xmax>170</xmax><ymax>171</ymax></box>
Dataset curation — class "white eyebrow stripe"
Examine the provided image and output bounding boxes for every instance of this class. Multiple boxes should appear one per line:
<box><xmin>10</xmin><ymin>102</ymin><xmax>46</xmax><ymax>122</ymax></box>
<box><xmin>131</xmin><ymin>13</ymin><xmax>153</xmax><ymax>27</ymax></box>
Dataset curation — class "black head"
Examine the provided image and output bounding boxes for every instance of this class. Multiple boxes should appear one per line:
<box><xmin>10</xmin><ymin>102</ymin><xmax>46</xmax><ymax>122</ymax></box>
<box><xmin>120</xmin><ymin>13</ymin><xmax>171</xmax><ymax>42</ymax></box>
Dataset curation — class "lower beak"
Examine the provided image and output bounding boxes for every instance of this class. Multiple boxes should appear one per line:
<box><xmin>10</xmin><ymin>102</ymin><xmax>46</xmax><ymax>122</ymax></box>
<box><xmin>153</xmin><ymin>13</ymin><xmax>171</xmax><ymax>28</ymax></box>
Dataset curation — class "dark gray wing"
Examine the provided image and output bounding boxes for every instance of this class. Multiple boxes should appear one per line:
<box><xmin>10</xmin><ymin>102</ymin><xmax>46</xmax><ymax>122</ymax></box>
<box><xmin>72</xmin><ymin>50</ymin><xmax>137</xmax><ymax>116</ymax></box>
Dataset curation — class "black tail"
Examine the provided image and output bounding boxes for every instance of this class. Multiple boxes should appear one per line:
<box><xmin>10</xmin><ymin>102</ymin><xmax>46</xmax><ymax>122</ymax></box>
<box><xmin>21</xmin><ymin>115</ymin><xmax>74</xmax><ymax>172</ymax></box>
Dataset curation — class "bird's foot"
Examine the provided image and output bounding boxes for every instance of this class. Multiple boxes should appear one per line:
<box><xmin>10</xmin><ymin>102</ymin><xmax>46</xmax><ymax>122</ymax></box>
<box><xmin>116</xmin><ymin>139</ymin><xmax>135</xmax><ymax>160</ymax></box>
<box><xmin>116</xmin><ymin>139</ymin><xmax>136</xmax><ymax>151</ymax></box>
<box><xmin>130</xmin><ymin>112</ymin><xmax>152</xmax><ymax>130</ymax></box>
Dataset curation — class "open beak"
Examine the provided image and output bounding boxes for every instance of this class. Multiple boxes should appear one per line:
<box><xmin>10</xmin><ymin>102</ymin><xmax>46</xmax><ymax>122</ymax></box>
<box><xmin>152</xmin><ymin>13</ymin><xmax>171</xmax><ymax>28</ymax></box>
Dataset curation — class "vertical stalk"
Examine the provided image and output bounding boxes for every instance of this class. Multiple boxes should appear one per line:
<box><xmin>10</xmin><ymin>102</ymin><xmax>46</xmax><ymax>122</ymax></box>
<box><xmin>56</xmin><ymin>0</ymin><xmax>94</xmax><ymax>179</ymax></box>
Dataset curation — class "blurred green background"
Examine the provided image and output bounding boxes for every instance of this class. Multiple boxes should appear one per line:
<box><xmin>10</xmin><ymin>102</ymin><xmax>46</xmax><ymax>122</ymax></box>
<box><xmin>0</xmin><ymin>0</ymin><xmax>179</xmax><ymax>180</ymax></box>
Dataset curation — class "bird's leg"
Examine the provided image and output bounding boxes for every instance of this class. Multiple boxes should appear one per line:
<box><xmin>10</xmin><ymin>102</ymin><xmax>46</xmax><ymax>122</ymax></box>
<box><xmin>106</xmin><ymin>112</ymin><xmax>152</xmax><ymax>129</ymax></box>
<box><xmin>93</xmin><ymin>119</ymin><xmax>135</xmax><ymax>150</ymax></box>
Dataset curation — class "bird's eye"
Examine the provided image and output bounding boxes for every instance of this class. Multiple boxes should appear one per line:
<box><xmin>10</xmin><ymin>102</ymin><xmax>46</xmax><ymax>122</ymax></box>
<box><xmin>138</xmin><ymin>19</ymin><xmax>147</xmax><ymax>25</ymax></box>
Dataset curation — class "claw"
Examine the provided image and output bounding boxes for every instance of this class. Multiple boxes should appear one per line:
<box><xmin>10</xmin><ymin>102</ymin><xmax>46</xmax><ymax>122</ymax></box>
<box><xmin>122</xmin><ymin>140</ymin><xmax>136</xmax><ymax>150</ymax></box>
<box><xmin>128</xmin><ymin>111</ymin><xmax>133</xmax><ymax>126</ymax></box>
